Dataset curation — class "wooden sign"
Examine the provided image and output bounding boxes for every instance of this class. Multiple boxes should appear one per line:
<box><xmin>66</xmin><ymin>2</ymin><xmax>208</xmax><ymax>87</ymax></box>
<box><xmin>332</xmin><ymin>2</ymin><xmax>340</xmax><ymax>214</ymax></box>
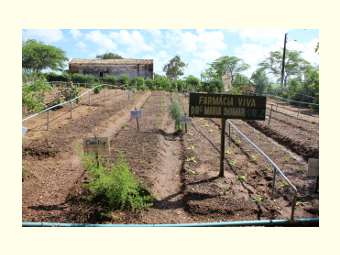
<box><xmin>83</xmin><ymin>137</ymin><xmax>111</xmax><ymax>157</ymax></box>
<box><xmin>189</xmin><ymin>92</ymin><xmax>267</xmax><ymax>120</ymax></box>
<box><xmin>308</xmin><ymin>158</ymin><xmax>319</xmax><ymax>177</ymax></box>
<box><xmin>130</xmin><ymin>110</ymin><xmax>142</xmax><ymax>119</ymax></box>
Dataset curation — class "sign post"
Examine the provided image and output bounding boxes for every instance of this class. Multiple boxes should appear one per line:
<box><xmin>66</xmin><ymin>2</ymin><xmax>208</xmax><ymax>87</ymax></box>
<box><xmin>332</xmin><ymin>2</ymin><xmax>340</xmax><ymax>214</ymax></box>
<box><xmin>130</xmin><ymin>108</ymin><xmax>142</xmax><ymax>131</ymax></box>
<box><xmin>189</xmin><ymin>92</ymin><xmax>266</xmax><ymax>177</ymax></box>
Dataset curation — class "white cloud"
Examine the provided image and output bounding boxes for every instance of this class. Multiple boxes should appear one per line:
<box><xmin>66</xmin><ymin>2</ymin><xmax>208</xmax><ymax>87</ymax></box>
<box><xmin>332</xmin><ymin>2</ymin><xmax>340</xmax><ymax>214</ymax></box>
<box><xmin>76</xmin><ymin>41</ymin><xmax>87</xmax><ymax>50</ymax></box>
<box><xmin>23</xmin><ymin>29</ymin><xmax>63</xmax><ymax>43</ymax></box>
<box><xmin>85</xmin><ymin>30</ymin><xmax>116</xmax><ymax>51</ymax></box>
<box><xmin>70</xmin><ymin>29</ymin><xmax>82</xmax><ymax>39</ymax></box>
<box><xmin>110</xmin><ymin>30</ymin><xmax>152</xmax><ymax>53</ymax></box>
<box><xmin>239</xmin><ymin>29</ymin><xmax>287</xmax><ymax>44</ymax></box>
<box><xmin>286</xmin><ymin>38</ymin><xmax>319</xmax><ymax>65</ymax></box>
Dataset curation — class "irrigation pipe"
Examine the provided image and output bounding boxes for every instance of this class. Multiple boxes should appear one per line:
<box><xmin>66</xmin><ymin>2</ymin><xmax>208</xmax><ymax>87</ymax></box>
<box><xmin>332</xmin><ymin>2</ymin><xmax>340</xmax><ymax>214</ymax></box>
<box><xmin>22</xmin><ymin>217</ymin><xmax>318</xmax><ymax>227</ymax></box>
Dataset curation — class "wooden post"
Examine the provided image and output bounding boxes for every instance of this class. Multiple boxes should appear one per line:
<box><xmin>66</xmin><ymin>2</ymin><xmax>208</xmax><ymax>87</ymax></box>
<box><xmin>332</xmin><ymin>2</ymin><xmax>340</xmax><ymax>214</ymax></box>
<box><xmin>268</xmin><ymin>104</ymin><xmax>273</xmax><ymax>126</ymax></box>
<box><xmin>297</xmin><ymin>111</ymin><xmax>300</xmax><ymax>119</ymax></box>
<box><xmin>46</xmin><ymin>110</ymin><xmax>50</xmax><ymax>131</ymax></box>
<box><xmin>228</xmin><ymin>121</ymin><xmax>231</xmax><ymax>147</ymax></box>
<box><xmin>135</xmin><ymin>107</ymin><xmax>140</xmax><ymax>131</ymax></box>
<box><xmin>70</xmin><ymin>101</ymin><xmax>73</xmax><ymax>119</ymax></box>
<box><xmin>88</xmin><ymin>91</ymin><xmax>91</xmax><ymax>106</ymax></box>
<box><xmin>315</xmin><ymin>176</ymin><xmax>319</xmax><ymax>193</ymax></box>
<box><xmin>219</xmin><ymin>118</ymin><xmax>226</xmax><ymax>177</ymax></box>
<box><xmin>184</xmin><ymin>113</ymin><xmax>188</xmax><ymax>133</ymax></box>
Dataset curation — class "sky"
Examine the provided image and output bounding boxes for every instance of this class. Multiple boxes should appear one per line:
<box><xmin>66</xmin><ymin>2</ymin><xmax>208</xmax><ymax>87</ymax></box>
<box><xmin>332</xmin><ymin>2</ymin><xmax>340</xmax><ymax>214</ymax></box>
<box><xmin>22</xmin><ymin>29</ymin><xmax>319</xmax><ymax>78</ymax></box>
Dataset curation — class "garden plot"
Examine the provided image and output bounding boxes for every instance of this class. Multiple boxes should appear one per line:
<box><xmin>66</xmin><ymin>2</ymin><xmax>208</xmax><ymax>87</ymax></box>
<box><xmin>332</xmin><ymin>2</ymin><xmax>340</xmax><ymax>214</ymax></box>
<box><xmin>22</xmin><ymin>89</ymin><xmax>150</xmax><ymax>222</ymax></box>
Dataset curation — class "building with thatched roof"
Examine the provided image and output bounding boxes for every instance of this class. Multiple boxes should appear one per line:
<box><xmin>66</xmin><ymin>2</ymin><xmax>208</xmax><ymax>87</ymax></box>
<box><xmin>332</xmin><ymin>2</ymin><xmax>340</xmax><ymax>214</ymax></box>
<box><xmin>69</xmin><ymin>58</ymin><xmax>154</xmax><ymax>79</ymax></box>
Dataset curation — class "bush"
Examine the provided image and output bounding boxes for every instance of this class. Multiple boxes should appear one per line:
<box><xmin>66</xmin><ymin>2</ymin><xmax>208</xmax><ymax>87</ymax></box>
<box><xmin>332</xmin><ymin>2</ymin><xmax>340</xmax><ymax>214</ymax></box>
<box><xmin>185</xmin><ymin>75</ymin><xmax>200</xmax><ymax>92</ymax></box>
<box><xmin>71</xmin><ymin>73</ymin><xmax>98</xmax><ymax>85</ymax></box>
<box><xmin>93</xmin><ymin>84</ymin><xmax>102</xmax><ymax>94</ymax></box>
<box><xmin>101</xmin><ymin>75</ymin><xmax>117</xmax><ymax>85</ymax></box>
<box><xmin>169</xmin><ymin>100</ymin><xmax>183</xmax><ymax>131</ymax></box>
<box><xmin>201</xmin><ymin>79</ymin><xmax>223</xmax><ymax>93</ymax></box>
<box><xmin>22</xmin><ymin>78</ymin><xmax>52</xmax><ymax>112</ymax></box>
<box><xmin>145</xmin><ymin>78</ymin><xmax>154</xmax><ymax>90</ymax></box>
<box><xmin>117</xmin><ymin>74</ymin><xmax>129</xmax><ymax>87</ymax></box>
<box><xmin>45</xmin><ymin>72</ymin><xmax>71</xmax><ymax>82</ymax></box>
<box><xmin>60</xmin><ymin>82</ymin><xmax>80</xmax><ymax>102</ymax></box>
<box><xmin>128</xmin><ymin>77</ymin><xmax>145</xmax><ymax>90</ymax></box>
<box><xmin>82</xmin><ymin>152</ymin><xmax>153</xmax><ymax>211</ymax></box>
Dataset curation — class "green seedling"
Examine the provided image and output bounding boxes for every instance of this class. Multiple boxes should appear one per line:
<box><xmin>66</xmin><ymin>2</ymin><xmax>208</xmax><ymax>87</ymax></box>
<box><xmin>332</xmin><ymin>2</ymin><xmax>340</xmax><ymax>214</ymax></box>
<box><xmin>283</xmin><ymin>155</ymin><xmax>290</xmax><ymax>162</ymax></box>
<box><xmin>187</xmin><ymin>168</ymin><xmax>198</xmax><ymax>176</ymax></box>
<box><xmin>228</xmin><ymin>159</ymin><xmax>236</xmax><ymax>167</ymax></box>
<box><xmin>296</xmin><ymin>167</ymin><xmax>305</xmax><ymax>173</ymax></box>
<box><xmin>187</xmin><ymin>145</ymin><xmax>195</xmax><ymax>150</ymax></box>
<box><xmin>250</xmin><ymin>154</ymin><xmax>258</xmax><ymax>162</ymax></box>
<box><xmin>238</xmin><ymin>175</ymin><xmax>246</xmax><ymax>182</ymax></box>
<box><xmin>278</xmin><ymin>180</ymin><xmax>289</xmax><ymax>189</ymax></box>
<box><xmin>234</xmin><ymin>139</ymin><xmax>241</xmax><ymax>145</ymax></box>
<box><xmin>225</xmin><ymin>149</ymin><xmax>232</xmax><ymax>155</ymax></box>
<box><xmin>185</xmin><ymin>156</ymin><xmax>197</xmax><ymax>163</ymax></box>
<box><xmin>252</xmin><ymin>195</ymin><xmax>264</xmax><ymax>204</ymax></box>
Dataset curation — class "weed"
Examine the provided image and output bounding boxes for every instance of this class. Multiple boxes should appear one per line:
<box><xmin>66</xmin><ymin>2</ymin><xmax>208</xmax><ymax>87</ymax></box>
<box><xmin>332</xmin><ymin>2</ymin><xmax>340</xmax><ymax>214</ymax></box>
<box><xmin>81</xmin><ymin>152</ymin><xmax>153</xmax><ymax>212</ymax></box>
<box><xmin>252</xmin><ymin>195</ymin><xmax>264</xmax><ymax>204</ymax></box>
<box><xmin>225</xmin><ymin>149</ymin><xmax>232</xmax><ymax>155</ymax></box>
<box><xmin>234</xmin><ymin>139</ymin><xmax>241</xmax><ymax>145</ymax></box>
<box><xmin>185</xmin><ymin>156</ymin><xmax>197</xmax><ymax>163</ymax></box>
<box><xmin>250</xmin><ymin>154</ymin><xmax>258</xmax><ymax>162</ymax></box>
<box><xmin>228</xmin><ymin>159</ymin><xmax>236</xmax><ymax>167</ymax></box>
<box><xmin>169</xmin><ymin>100</ymin><xmax>183</xmax><ymax>131</ymax></box>
<box><xmin>237</xmin><ymin>175</ymin><xmax>246</xmax><ymax>182</ymax></box>
<box><xmin>187</xmin><ymin>145</ymin><xmax>195</xmax><ymax>150</ymax></box>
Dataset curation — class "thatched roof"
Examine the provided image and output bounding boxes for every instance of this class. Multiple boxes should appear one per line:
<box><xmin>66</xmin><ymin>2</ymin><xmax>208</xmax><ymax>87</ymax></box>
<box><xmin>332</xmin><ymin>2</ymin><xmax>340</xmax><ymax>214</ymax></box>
<box><xmin>69</xmin><ymin>58</ymin><xmax>153</xmax><ymax>65</ymax></box>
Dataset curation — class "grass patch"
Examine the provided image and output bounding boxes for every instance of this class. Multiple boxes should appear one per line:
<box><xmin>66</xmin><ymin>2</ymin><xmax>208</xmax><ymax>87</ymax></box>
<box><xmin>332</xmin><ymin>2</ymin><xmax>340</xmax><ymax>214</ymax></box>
<box><xmin>81</xmin><ymin>152</ymin><xmax>153</xmax><ymax>212</ymax></box>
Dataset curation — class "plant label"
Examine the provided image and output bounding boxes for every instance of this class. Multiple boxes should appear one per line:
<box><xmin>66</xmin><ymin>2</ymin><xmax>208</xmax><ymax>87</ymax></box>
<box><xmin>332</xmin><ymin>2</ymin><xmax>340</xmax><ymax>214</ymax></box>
<box><xmin>308</xmin><ymin>158</ymin><xmax>319</xmax><ymax>177</ymax></box>
<box><xmin>189</xmin><ymin>93</ymin><xmax>267</xmax><ymax>120</ymax></box>
<box><xmin>83</xmin><ymin>137</ymin><xmax>111</xmax><ymax>157</ymax></box>
<box><xmin>131</xmin><ymin>110</ymin><xmax>142</xmax><ymax>119</ymax></box>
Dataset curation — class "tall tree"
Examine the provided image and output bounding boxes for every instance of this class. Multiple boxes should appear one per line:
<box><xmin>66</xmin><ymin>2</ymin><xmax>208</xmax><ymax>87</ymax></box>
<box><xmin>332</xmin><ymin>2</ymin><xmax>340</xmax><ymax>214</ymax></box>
<box><xmin>210</xmin><ymin>56</ymin><xmax>250</xmax><ymax>83</ymax></box>
<box><xmin>22</xmin><ymin>39</ymin><xmax>68</xmax><ymax>73</ymax></box>
<box><xmin>96</xmin><ymin>52</ymin><xmax>123</xmax><ymax>59</ymax></box>
<box><xmin>163</xmin><ymin>55</ymin><xmax>186</xmax><ymax>80</ymax></box>
<box><xmin>251</xmin><ymin>69</ymin><xmax>270</xmax><ymax>94</ymax></box>
<box><xmin>259</xmin><ymin>50</ymin><xmax>310</xmax><ymax>87</ymax></box>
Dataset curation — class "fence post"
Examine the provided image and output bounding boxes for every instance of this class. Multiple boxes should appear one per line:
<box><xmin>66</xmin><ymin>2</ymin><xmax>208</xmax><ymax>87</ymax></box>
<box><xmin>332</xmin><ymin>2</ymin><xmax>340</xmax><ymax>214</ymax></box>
<box><xmin>70</xmin><ymin>101</ymin><xmax>73</xmax><ymax>119</ymax></box>
<box><xmin>268</xmin><ymin>104</ymin><xmax>273</xmax><ymax>126</ymax></box>
<box><xmin>272</xmin><ymin>167</ymin><xmax>277</xmax><ymax>197</ymax></box>
<box><xmin>88</xmin><ymin>91</ymin><xmax>91</xmax><ymax>106</ymax></box>
<box><xmin>297</xmin><ymin>111</ymin><xmax>300</xmax><ymax>119</ymax></box>
<box><xmin>46</xmin><ymin>110</ymin><xmax>50</xmax><ymax>131</ymax></box>
<box><xmin>290</xmin><ymin>193</ymin><xmax>297</xmax><ymax>221</ymax></box>
<box><xmin>228</xmin><ymin>121</ymin><xmax>231</xmax><ymax>147</ymax></box>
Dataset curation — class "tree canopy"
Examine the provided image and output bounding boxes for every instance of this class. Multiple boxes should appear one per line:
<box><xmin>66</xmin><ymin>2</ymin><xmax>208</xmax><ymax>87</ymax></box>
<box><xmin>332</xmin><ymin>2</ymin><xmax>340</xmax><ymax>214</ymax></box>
<box><xmin>251</xmin><ymin>69</ymin><xmax>270</xmax><ymax>94</ymax></box>
<box><xmin>163</xmin><ymin>55</ymin><xmax>186</xmax><ymax>80</ymax></box>
<box><xmin>209</xmin><ymin>56</ymin><xmax>250</xmax><ymax>83</ymax></box>
<box><xmin>22</xmin><ymin>39</ymin><xmax>68</xmax><ymax>73</ymax></box>
<box><xmin>96</xmin><ymin>52</ymin><xmax>123</xmax><ymax>59</ymax></box>
<box><xmin>258</xmin><ymin>50</ymin><xmax>310</xmax><ymax>86</ymax></box>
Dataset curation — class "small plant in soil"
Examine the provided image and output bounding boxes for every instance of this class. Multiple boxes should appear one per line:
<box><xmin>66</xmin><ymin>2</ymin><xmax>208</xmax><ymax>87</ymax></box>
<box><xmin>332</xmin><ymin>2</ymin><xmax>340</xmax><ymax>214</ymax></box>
<box><xmin>234</xmin><ymin>139</ymin><xmax>241</xmax><ymax>145</ymax></box>
<box><xmin>252</xmin><ymin>194</ymin><xmax>264</xmax><ymax>204</ymax></box>
<box><xmin>187</xmin><ymin>145</ymin><xmax>195</xmax><ymax>150</ymax></box>
<box><xmin>228</xmin><ymin>159</ymin><xmax>236</xmax><ymax>167</ymax></box>
<box><xmin>169</xmin><ymin>99</ymin><xmax>183</xmax><ymax>132</ymax></box>
<box><xmin>250</xmin><ymin>154</ymin><xmax>258</xmax><ymax>162</ymax></box>
<box><xmin>237</xmin><ymin>175</ymin><xmax>246</xmax><ymax>182</ymax></box>
<box><xmin>185</xmin><ymin>156</ymin><xmax>197</xmax><ymax>163</ymax></box>
<box><xmin>225</xmin><ymin>149</ymin><xmax>232</xmax><ymax>155</ymax></box>
<box><xmin>81</xmin><ymin>152</ymin><xmax>153</xmax><ymax>212</ymax></box>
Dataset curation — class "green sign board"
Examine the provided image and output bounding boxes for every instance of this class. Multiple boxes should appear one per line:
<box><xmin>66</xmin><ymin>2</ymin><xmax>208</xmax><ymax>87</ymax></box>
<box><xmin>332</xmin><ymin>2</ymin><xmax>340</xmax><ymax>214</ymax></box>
<box><xmin>189</xmin><ymin>93</ymin><xmax>266</xmax><ymax>120</ymax></box>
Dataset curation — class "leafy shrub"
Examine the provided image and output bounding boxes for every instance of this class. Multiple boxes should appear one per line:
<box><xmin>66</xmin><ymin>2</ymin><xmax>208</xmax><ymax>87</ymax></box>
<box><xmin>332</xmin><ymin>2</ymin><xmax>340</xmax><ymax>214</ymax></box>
<box><xmin>169</xmin><ymin>100</ymin><xmax>183</xmax><ymax>131</ymax></box>
<box><xmin>60</xmin><ymin>82</ymin><xmax>80</xmax><ymax>102</ymax></box>
<box><xmin>145</xmin><ymin>78</ymin><xmax>154</xmax><ymax>90</ymax></box>
<box><xmin>101</xmin><ymin>75</ymin><xmax>117</xmax><ymax>85</ymax></box>
<box><xmin>82</xmin><ymin>152</ymin><xmax>153</xmax><ymax>211</ymax></box>
<box><xmin>185</xmin><ymin>75</ymin><xmax>200</xmax><ymax>92</ymax></box>
<box><xmin>93</xmin><ymin>84</ymin><xmax>102</xmax><ymax>94</ymax></box>
<box><xmin>71</xmin><ymin>73</ymin><xmax>98</xmax><ymax>85</ymax></box>
<box><xmin>117</xmin><ymin>74</ymin><xmax>129</xmax><ymax>87</ymax></box>
<box><xmin>45</xmin><ymin>72</ymin><xmax>71</xmax><ymax>82</ymax></box>
<box><xmin>128</xmin><ymin>77</ymin><xmax>145</xmax><ymax>90</ymax></box>
<box><xmin>22</xmin><ymin>78</ymin><xmax>52</xmax><ymax>112</ymax></box>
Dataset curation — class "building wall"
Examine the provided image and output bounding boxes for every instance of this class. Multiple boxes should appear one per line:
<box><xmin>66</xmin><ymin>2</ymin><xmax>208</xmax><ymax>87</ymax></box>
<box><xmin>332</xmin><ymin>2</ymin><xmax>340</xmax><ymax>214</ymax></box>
<box><xmin>69</xmin><ymin>63</ymin><xmax>153</xmax><ymax>79</ymax></box>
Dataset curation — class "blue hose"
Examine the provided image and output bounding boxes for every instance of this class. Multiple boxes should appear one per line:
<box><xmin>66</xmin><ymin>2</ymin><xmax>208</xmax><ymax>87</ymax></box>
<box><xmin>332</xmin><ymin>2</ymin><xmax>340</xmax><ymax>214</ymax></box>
<box><xmin>22</xmin><ymin>218</ymin><xmax>318</xmax><ymax>227</ymax></box>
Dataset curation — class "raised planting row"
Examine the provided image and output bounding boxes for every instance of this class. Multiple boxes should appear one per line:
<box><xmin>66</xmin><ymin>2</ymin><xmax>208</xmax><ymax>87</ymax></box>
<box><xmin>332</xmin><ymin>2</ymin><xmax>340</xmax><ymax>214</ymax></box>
<box><xmin>22</xmin><ymin>89</ymin><xmax>150</xmax><ymax>222</ymax></box>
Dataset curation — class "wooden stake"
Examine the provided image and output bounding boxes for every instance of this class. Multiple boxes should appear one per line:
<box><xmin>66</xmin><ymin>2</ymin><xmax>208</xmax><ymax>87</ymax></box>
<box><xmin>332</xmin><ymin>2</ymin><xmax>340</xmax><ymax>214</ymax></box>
<box><xmin>268</xmin><ymin>104</ymin><xmax>273</xmax><ymax>126</ymax></box>
<box><xmin>219</xmin><ymin>118</ymin><xmax>226</xmax><ymax>177</ymax></box>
